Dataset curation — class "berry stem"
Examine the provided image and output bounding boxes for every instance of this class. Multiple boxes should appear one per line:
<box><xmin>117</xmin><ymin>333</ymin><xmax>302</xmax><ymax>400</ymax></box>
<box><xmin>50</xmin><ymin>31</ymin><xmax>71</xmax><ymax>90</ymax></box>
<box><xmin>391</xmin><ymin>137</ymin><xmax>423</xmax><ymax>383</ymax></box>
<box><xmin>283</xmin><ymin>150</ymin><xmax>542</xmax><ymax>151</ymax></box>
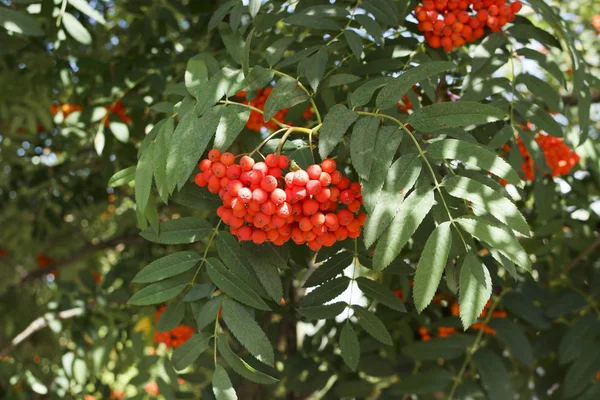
<box><xmin>190</xmin><ymin>219</ymin><xmax>222</xmax><ymax>285</ymax></box>
<box><xmin>218</xmin><ymin>99</ymin><xmax>288</xmax><ymax>129</ymax></box>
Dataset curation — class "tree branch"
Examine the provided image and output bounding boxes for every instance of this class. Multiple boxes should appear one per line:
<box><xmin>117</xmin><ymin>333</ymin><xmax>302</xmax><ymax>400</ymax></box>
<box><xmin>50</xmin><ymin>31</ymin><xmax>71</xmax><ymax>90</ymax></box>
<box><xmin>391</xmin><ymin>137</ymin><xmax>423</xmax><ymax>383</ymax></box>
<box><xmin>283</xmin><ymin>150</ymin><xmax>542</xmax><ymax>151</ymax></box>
<box><xmin>0</xmin><ymin>307</ymin><xmax>85</xmax><ymax>356</ymax></box>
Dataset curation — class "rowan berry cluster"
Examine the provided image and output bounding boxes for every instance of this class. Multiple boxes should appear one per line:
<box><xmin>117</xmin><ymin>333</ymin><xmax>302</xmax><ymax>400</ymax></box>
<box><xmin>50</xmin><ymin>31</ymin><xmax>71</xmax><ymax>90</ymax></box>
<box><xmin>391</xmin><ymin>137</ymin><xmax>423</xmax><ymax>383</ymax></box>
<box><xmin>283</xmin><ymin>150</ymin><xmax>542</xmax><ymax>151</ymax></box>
<box><xmin>153</xmin><ymin>305</ymin><xmax>194</xmax><ymax>348</ymax></box>
<box><xmin>195</xmin><ymin>149</ymin><xmax>367</xmax><ymax>251</ymax></box>
<box><xmin>235</xmin><ymin>88</ymin><xmax>314</xmax><ymax>132</ymax></box>
<box><xmin>414</xmin><ymin>0</ymin><xmax>523</xmax><ymax>51</ymax></box>
<box><xmin>501</xmin><ymin>134</ymin><xmax>580</xmax><ymax>184</ymax></box>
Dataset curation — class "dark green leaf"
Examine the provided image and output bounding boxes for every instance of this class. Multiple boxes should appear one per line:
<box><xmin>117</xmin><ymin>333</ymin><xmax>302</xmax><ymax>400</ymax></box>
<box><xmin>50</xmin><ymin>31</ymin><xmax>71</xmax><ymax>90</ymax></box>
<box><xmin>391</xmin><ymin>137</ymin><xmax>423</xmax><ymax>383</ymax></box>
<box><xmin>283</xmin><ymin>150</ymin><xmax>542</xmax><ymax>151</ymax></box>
<box><xmin>408</xmin><ymin>102</ymin><xmax>505</xmax><ymax>132</ymax></box>
<box><xmin>245</xmin><ymin>245</ymin><xmax>284</xmax><ymax>303</ymax></box>
<box><xmin>563</xmin><ymin>350</ymin><xmax>600</xmax><ymax>398</ymax></box>
<box><xmin>154</xmin><ymin>118</ymin><xmax>174</xmax><ymax>202</ymax></box>
<box><xmin>516</xmin><ymin>73</ymin><xmax>561</xmax><ymax>111</ymax></box>
<box><xmin>515</xmin><ymin>48</ymin><xmax>566</xmax><ymax>87</ymax></box>
<box><xmin>171</xmin><ymin>184</ymin><xmax>221</xmax><ymax>210</ymax></box>
<box><xmin>514</xmin><ymin>100</ymin><xmax>563</xmax><ymax>138</ymax></box>
<box><xmin>507</xmin><ymin>23</ymin><xmax>561</xmax><ymax>49</ymax></box>
<box><xmin>140</xmin><ymin>217</ymin><xmax>212</xmax><ymax>245</ymax></box>
<box><xmin>353</xmin><ymin>305</ymin><xmax>393</xmax><ymax>345</ymax></box>
<box><xmin>300</xmin><ymin>276</ymin><xmax>350</xmax><ymax>307</ymax></box>
<box><xmin>388</xmin><ymin>369</ymin><xmax>453</xmax><ymax>395</ymax></box>
<box><xmin>217</xmin><ymin>334</ymin><xmax>279</xmax><ymax>385</ymax></box>
<box><xmin>340</xmin><ymin>324</ymin><xmax>360</xmax><ymax>371</ymax></box>
<box><xmin>213</xmin><ymin>364</ymin><xmax>237</xmax><ymax>400</ymax></box>
<box><xmin>297</xmin><ymin>302</ymin><xmax>347</xmax><ymax>320</ymax></box>
<box><xmin>265</xmin><ymin>37</ymin><xmax>294</xmax><ymax>66</ymax></box>
<box><xmin>318</xmin><ymin>104</ymin><xmax>359</xmax><ymax>159</ymax></box>
<box><xmin>135</xmin><ymin>143</ymin><xmax>153</xmax><ymax>215</ymax></box>
<box><xmin>356</xmin><ymin>277</ymin><xmax>406</xmax><ymax>311</ymax></box>
<box><xmin>458</xmin><ymin>252</ymin><xmax>492</xmax><ymax>330</ymax></box>
<box><xmin>350</xmin><ymin>77</ymin><xmax>393</xmax><ymax>107</ymax></box>
<box><xmin>305</xmin><ymin>46</ymin><xmax>328</xmax><ymax>92</ymax></box>
<box><xmin>0</xmin><ymin>8</ymin><xmax>43</xmax><ymax>36</ymax></box>
<box><xmin>489</xmin><ymin>318</ymin><xmax>534</xmax><ymax>366</ymax></box>
<box><xmin>324</xmin><ymin>73</ymin><xmax>361</xmax><ymax>88</ymax></box>
<box><xmin>108</xmin><ymin>167</ymin><xmax>136</xmax><ymax>187</ymax></box>
<box><xmin>344</xmin><ymin>30</ymin><xmax>363</xmax><ymax>61</ymax></box>
<box><xmin>128</xmin><ymin>275</ymin><xmax>189</xmax><ymax>306</ymax></box>
<box><xmin>172</xmin><ymin>333</ymin><xmax>212</xmax><ymax>371</ymax></box>
<box><xmin>185</xmin><ymin>55</ymin><xmax>209</xmax><ymax>98</ymax></box>
<box><xmin>264</xmin><ymin>77</ymin><xmax>309</xmax><ymax>120</ymax></box>
<box><xmin>473</xmin><ymin>348</ymin><xmax>513</xmax><ymax>400</ymax></box>
<box><xmin>355</xmin><ymin>14</ymin><xmax>383</xmax><ymax>45</ymax></box>
<box><xmin>215</xmin><ymin>107</ymin><xmax>250</xmax><ymax>151</ymax></box>
<box><xmin>304</xmin><ymin>251</ymin><xmax>353</xmax><ymax>288</ymax></box>
<box><xmin>350</xmin><ymin>116</ymin><xmax>380</xmax><ymax>180</ymax></box>
<box><xmin>402</xmin><ymin>334</ymin><xmax>476</xmax><ymax>360</ymax></box>
<box><xmin>558</xmin><ymin>314</ymin><xmax>600</xmax><ymax>365</ymax></box>
<box><xmin>283</xmin><ymin>14</ymin><xmax>342</xmax><ymax>30</ymax></box>
<box><xmin>208</xmin><ymin>0</ymin><xmax>237</xmax><ymax>31</ymax></box>
<box><xmin>133</xmin><ymin>252</ymin><xmax>201</xmax><ymax>284</ymax></box>
<box><xmin>157</xmin><ymin>298</ymin><xmax>185</xmax><ymax>332</ymax></box>
<box><xmin>248</xmin><ymin>0</ymin><xmax>261</xmax><ymax>18</ymax></box>
<box><xmin>503</xmin><ymin>292</ymin><xmax>550</xmax><ymax>330</ymax></box>
<box><xmin>194</xmin><ymin>297</ymin><xmax>222</xmax><ymax>331</ymax></box>
<box><xmin>184</xmin><ymin>283</ymin><xmax>216</xmax><ymax>302</ymax></box>
<box><xmin>242</xmin><ymin>66</ymin><xmax>275</xmax><ymax>92</ymax></box>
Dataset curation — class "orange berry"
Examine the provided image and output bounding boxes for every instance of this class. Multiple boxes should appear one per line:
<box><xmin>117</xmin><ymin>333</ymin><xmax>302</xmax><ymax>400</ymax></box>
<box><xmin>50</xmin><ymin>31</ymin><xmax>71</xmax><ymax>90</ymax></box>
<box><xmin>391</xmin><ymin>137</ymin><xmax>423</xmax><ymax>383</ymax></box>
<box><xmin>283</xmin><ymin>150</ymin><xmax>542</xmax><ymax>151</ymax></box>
<box><xmin>208</xmin><ymin>149</ymin><xmax>221</xmax><ymax>162</ymax></box>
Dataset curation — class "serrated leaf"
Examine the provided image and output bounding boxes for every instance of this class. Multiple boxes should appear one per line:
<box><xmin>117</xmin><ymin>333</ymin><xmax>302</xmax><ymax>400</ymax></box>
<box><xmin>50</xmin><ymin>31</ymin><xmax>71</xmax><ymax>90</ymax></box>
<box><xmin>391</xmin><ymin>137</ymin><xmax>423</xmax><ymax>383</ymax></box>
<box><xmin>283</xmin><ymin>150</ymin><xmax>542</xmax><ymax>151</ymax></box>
<box><xmin>157</xmin><ymin>298</ymin><xmax>185</xmax><ymax>332</ymax></box>
<box><xmin>344</xmin><ymin>30</ymin><xmax>363</xmax><ymax>61</ymax></box>
<box><xmin>184</xmin><ymin>283</ymin><xmax>216</xmax><ymax>302</ymax></box>
<box><xmin>516</xmin><ymin>73</ymin><xmax>561</xmax><ymax>111</ymax></box>
<box><xmin>318</xmin><ymin>104</ymin><xmax>359</xmax><ymax>159</ymax></box>
<box><xmin>222</xmin><ymin>297</ymin><xmax>274</xmax><ymax>366</ymax></box>
<box><xmin>363</xmin><ymin>153</ymin><xmax>422</xmax><ymax>246</ymax></box>
<box><xmin>516</xmin><ymin>48</ymin><xmax>566</xmax><ymax>87</ymax></box>
<box><xmin>353</xmin><ymin>305</ymin><xmax>393</xmax><ymax>345</ymax></box>
<box><xmin>166</xmin><ymin>107</ymin><xmax>221</xmax><ymax>192</ymax></box>
<box><xmin>506</xmin><ymin>22</ymin><xmax>561</xmax><ymax>49</ymax></box>
<box><xmin>304</xmin><ymin>251</ymin><xmax>353</xmax><ymax>288</ymax></box>
<box><xmin>503</xmin><ymin>292</ymin><xmax>551</xmax><ymax>330</ymax></box>
<box><xmin>135</xmin><ymin>145</ymin><xmax>153</xmax><ymax>215</ymax></box>
<box><xmin>263</xmin><ymin>77</ymin><xmax>309</xmax><ymax>120</ymax></box>
<box><xmin>350</xmin><ymin>77</ymin><xmax>393</xmax><ymax>107</ymax></box>
<box><xmin>108</xmin><ymin>166</ymin><xmax>136</xmax><ymax>187</ymax></box>
<box><xmin>206</xmin><ymin>258</ymin><xmax>270</xmax><ymax>311</ymax></box>
<box><xmin>68</xmin><ymin>0</ymin><xmax>106</xmax><ymax>24</ymax></box>
<box><xmin>427</xmin><ymin>139</ymin><xmax>521</xmax><ymax>187</ymax></box>
<box><xmin>355</xmin><ymin>14</ymin><xmax>383</xmax><ymax>45</ymax></box>
<box><xmin>172</xmin><ymin>333</ymin><xmax>212</xmax><ymax>371</ymax></box>
<box><xmin>300</xmin><ymin>276</ymin><xmax>350</xmax><ymax>307</ymax></box>
<box><xmin>133</xmin><ymin>252</ymin><xmax>201</xmax><ymax>284</ymax></box>
<box><xmin>193</xmin><ymin>297</ymin><xmax>222</xmax><ymax>331</ymax></box>
<box><xmin>217</xmin><ymin>334</ymin><xmax>279</xmax><ymax>385</ymax></box>
<box><xmin>154</xmin><ymin>118</ymin><xmax>174</xmax><ymax>202</ymax></box>
<box><xmin>388</xmin><ymin>369</ymin><xmax>453</xmax><ymax>395</ymax></box>
<box><xmin>215</xmin><ymin>107</ymin><xmax>250</xmax><ymax>151</ymax></box>
<box><xmin>376</xmin><ymin>62</ymin><xmax>454</xmax><ymax>109</ymax></box>
<box><xmin>563</xmin><ymin>350</ymin><xmax>600</xmax><ymax>398</ymax></box>
<box><xmin>402</xmin><ymin>334</ymin><xmax>476</xmax><ymax>360</ymax></box>
<box><xmin>473</xmin><ymin>348</ymin><xmax>513</xmax><ymax>400</ymax></box>
<box><xmin>458</xmin><ymin>252</ymin><xmax>492</xmax><ymax>330</ymax></box>
<box><xmin>128</xmin><ymin>275</ymin><xmax>189</xmax><ymax>306</ymax></box>
<box><xmin>140</xmin><ymin>217</ymin><xmax>212</xmax><ymax>245</ymax></box>
<box><xmin>324</xmin><ymin>73</ymin><xmax>361</xmax><ymax>88</ymax></box>
<box><xmin>514</xmin><ymin>100</ymin><xmax>562</xmax><ymax>138</ymax></box>
<box><xmin>245</xmin><ymin>245</ymin><xmax>283</xmax><ymax>303</ymax></box>
<box><xmin>408</xmin><ymin>102</ymin><xmax>505</xmax><ymax>132</ymax></box>
<box><xmin>219</xmin><ymin>23</ymin><xmax>244</xmax><ymax>64</ymax></box>
<box><xmin>456</xmin><ymin>216</ymin><xmax>531</xmax><ymax>271</ymax></box>
<box><xmin>558</xmin><ymin>314</ymin><xmax>600</xmax><ymax>365</ymax></box>
<box><xmin>356</xmin><ymin>277</ymin><xmax>406</xmax><ymax>311</ymax></box>
<box><xmin>362</xmin><ymin>0</ymin><xmax>398</xmax><ymax>26</ymax></box>
<box><xmin>297</xmin><ymin>302</ymin><xmax>347</xmax><ymax>320</ymax></box>
<box><xmin>185</xmin><ymin>56</ymin><xmax>209</xmax><ymax>99</ymax></box>
<box><xmin>340</xmin><ymin>324</ymin><xmax>360</xmax><ymax>371</ymax></box>
<box><xmin>361</xmin><ymin>126</ymin><xmax>403</xmax><ymax>212</ymax></box>
<box><xmin>208</xmin><ymin>0</ymin><xmax>237</xmax><ymax>31</ymax></box>
<box><xmin>283</xmin><ymin>14</ymin><xmax>342</xmax><ymax>30</ymax></box>
<box><xmin>489</xmin><ymin>318</ymin><xmax>534</xmax><ymax>366</ymax></box>
<box><xmin>62</xmin><ymin>13</ymin><xmax>92</xmax><ymax>44</ymax></box>
<box><xmin>248</xmin><ymin>0</ymin><xmax>261</xmax><ymax>18</ymax></box>
<box><xmin>241</xmin><ymin>66</ymin><xmax>275</xmax><ymax>93</ymax></box>
<box><xmin>413</xmin><ymin>222</ymin><xmax>452</xmax><ymax>312</ymax></box>
<box><xmin>213</xmin><ymin>364</ymin><xmax>237</xmax><ymax>400</ymax></box>
<box><xmin>443</xmin><ymin>176</ymin><xmax>529</xmax><ymax>236</ymax></box>
<box><xmin>265</xmin><ymin>37</ymin><xmax>294</xmax><ymax>66</ymax></box>
<box><xmin>305</xmin><ymin>46</ymin><xmax>328</xmax><ymax>93</ymax></box>
<box><xmin>350</xmin><ymin>116</ymin><xmax>380</xmax><ymax>180</ymax></box>
<box><xmin>0</xmin><ymin>8</ymin><xmax>44</xmax><ymax>36</ymax></box>
<box><xmin>373</xmin><ymin>185</ymin><xmax>434</xmax><ymax>271</ymax></box>
<box><xmin>171</xmin><ymin>184</ymin><xmax>221</xmax><ymax>210</ymax></box>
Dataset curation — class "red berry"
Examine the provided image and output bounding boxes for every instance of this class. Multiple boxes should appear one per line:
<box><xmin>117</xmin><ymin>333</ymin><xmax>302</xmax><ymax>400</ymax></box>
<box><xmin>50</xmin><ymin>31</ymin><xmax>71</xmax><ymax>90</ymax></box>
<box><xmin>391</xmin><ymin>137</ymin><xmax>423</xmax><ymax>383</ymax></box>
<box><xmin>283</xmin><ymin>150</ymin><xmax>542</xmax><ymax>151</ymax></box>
<box><xmin>276</xmin><ymin>202</ymin><xmax>292</xmax><ymax>217</ymax></box>
<box><xmin>261</xmin><ymin>200</ymin><xmax>277</xmax><ymax>215</ymax></box>
<box><xmin>337</xmin><ymin>177</ymin><xmax>350</xmax><ymax>190</ymax></box>
<box><xmin>253</xmin><ymin>162</ymin><xmax>268</xmax><ymax>174</ymax></box>
<box><xmin>268</xmin><ymin>167</ymin><xmax>282</xmax><ymax>179</ymax></box>
<box><xmin>321</xmin><ymin>159</ymin><xmax>337</xmax><ymax>173</ymax></box>
<box><xmin>298</xmin><ymin>217</ymin><xmax>313</xmax><ymax>232</ymax></box>
<box><xmin>199</xmin><ymin>159</ymin><xmax>212</xmax><ymax>171</ymax></box>
<box><xmin>340</xmin><ymin>190</ymin><xmax>355</xmax><ymax>205</ymax></box>
<box><xmin>291</xmin><ymin>186</ymin><xmax>307</xmax><ymax>202</ymax></box>
<box><xmin>248</xmin><ymin>170</ymin><xmax>263</xmax><ymax>186</ymax></box>
<box><xmin>337</xmin><ymin>209</ymin><xmax>354</xmax><ymax>226</ymax></box>
<box><xmin>445</xmin><ymin>13</ymin><xmax>457</xmax><ymax>25</ymax></box>
<box><xmin>330</xmin><ymin>170</ymin><xmax>342</xmax><ymax>185</ymax></box>
<box><xmin>510</xmin><ymin>1</ymin><xmax>522</xmax><ymax>13</ymax></box>
<box><xmin>313</xmin><ymin>187</ymin><xmax>331</xmax><ymax>203</ymax></box>
<box><xmin>306</xmin><ymin>164</ymin><xmax>323</xmax><ymax>180</ymax></box>
<box><xmin>318</xmin><ymin>172</ymin><xmax>331</xmax><ymax>187</ymax></box>
<box><xmin>208</xmin><ymin>149</ymin><xmax>221</xmax><ymax>162</ymax></box>
<box><xmin>212</xmin><ymin>162</ymin><xmax>227</xmax><ymax>178</ymax></box>
<box><xmin>238</xmin><ymin>187</ymin><xmax>252</xmax><ymax>203</ymax></box>
<box><xmin>220</xmin><ymin>152</ymin><xmax>235</xmax><ymax>166</ymax></box>
<box><xmin>252</xmin><ymin>188</ymin><xmax>268</xmax><ymax>204</ymax></box>
<box><xmin>252</xmin><ymin>229</ymin><xmax>267</xmax><ymax>244</ymax></box>
<box><xmin>306</xmin><ymin>180</ymin><xmax>322</xmax><ymax>195</ymax></box>
<box><xmin>348</xmin><ymin>199</ymin><xmax>361</xmax><ymax>213</ymax></box>
<box><xmin>270</xmin><ymin>188</ymin><xmax>287</xmax><ymax>205</ymax></box>
<box><xmin>226</xmin><ymin>164</ymin><xmax>242</xmax><ymax>180</ymax></box>
<box><xmin>261</xmin><ymin>175</ymin><xmax>278</xmax><ymax>192</ymax></box>
<box><xmin>310</xmin><ymin>212</ymin><xmax>325</xmax><ymax>227</ymax></box>
<box><xmin>277</xmin><ymin>155</ymin><xmax>290</xmax><ymax>169</ymax></box>
<box><xmin>303</xmin><ymin>199</ymin><xmax>319</xmax><ymax>216</ymax></box>
<box><xmin>237</xmin><ymin>226</ymin><xmax>253</xmax><ymax>241</ymax></box>
<box><xmin>265</xmin><ymin>154</ymin><xmax>278</xmax><ymax>167</ymax></box>
<box><xmin>293</xmin><ymin>170</ymin><xmax>309</xmax><ymax>186</ymax></box>
<box><xmin>240</xmin><ymin>156</ymin><xmax>255</xmax><ymax>171</ymax></box>
<box><xmin>195</xmin><ymin>173</ymin><xmax>207</xmax><ymax>187</ymax></box>
<box><xmin>324</xmin><ymin>213</ymin><xmax>339</xmax><ymax>229</ymax></box>
<box><xmin>284</xmin><ymin>172</ymin><xmax>295</xmax><ymax>186</ymax></box>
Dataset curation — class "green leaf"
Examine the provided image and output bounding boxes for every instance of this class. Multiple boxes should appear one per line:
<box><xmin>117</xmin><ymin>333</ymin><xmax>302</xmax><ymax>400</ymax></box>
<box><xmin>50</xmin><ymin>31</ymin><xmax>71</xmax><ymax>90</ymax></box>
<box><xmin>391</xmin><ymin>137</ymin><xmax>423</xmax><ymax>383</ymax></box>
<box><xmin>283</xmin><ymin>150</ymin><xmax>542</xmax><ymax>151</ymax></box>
<box><xmin>157</xmin><ymin>298</ymin><xmax>185</xmax><ymax>332</ymax></box>
<box><xmin>361</xmin><ymin>126</ymin><xmax>403</xmax><ymax>213</ymax></box>
<box><xmin>221</xmin><ymin>297</ymin><xmax>274</xmax><ymax>366</ymax></box>
<box><xmin>248</xmin><ymin>0</ymin><xmax>261</xmax><ymax>18</ymax></box>
<box><xmin>376</xmin><ymin>62</ymin><xmax>454</xmax><ymax>109</ymax></box>
<box><xmin>473</xmin><ymin>348</ymin><xmax>513</xmax><ymax>400</ymax></box>
<box><xmin>300</xmin><ymin>276</ymin><xmax>350</xmax><ymax>307</ymax></box>
<box><xmin>458</xmin><ymin>252</ymin><xmax>492</xmax><ymax>330</ymax></box>
<box><xmin>362</xmin><ymin>0</ymin><xmax>398</xmax><ymax>26</ymax></box>
<box><xmin>172</xmin><ymin>333</ymin><xmax>212</xmax><ymax>371</ymax></box>
<box><xmin>355</xmin><ymin>14</ymin><xmax>383</xmax><ymax>45</ymax></box>
<box><xmin>443</xmin><ymin>176</ymin><xmax>529</xmax><ymax>236</ymax></box>
<box><xmin>171</xmin><ymin>184</ymin><xmax>221</xmax><ymax>210</ymax></box>
<box><xmin>193</xmin><ymin>297</ymin><xmax>222</xmax><ymax>331</ymax></box>
<box><xmin>68</xmin><ymin>0</ymin><xmax>106</xmax><ymax>24</ymax></box>
<box><xmin>305</xmin><ymin>46</ymin><xmax>328</xmax><ymax>93</ymax></box>
<box><xmin>344</xmin><ymin>30</ymin><xmax>363</xmax><ymax>61</ymax></box>
<box><xmin>128</xmin><ymin>275</ymin><xmax>189</xmax><ymax>306</ymax></box>
<box><xmin>340</xmin><ymin>324</ymin><xmax>360</xmax><ymax>371</ymax></box>
<box><xmin>166</xmin><ymin>107</ymin><xmax>221</xmax><ymax>192</ymax></box>
<box><xmin>241</xmin><ymin>29</ymin><xmax>253</xmax><ymax>76</ymax></box>
<box><xmin>245</xmin><ymin>245</ymin><xmax>284</xmax><ymax>303</ymax></box>
<box><xmin>219</xmin><ymin>23</ymin><xmax>244</xmax><ymax>64</ymax></box>
<box><xmin>516</xmin><ymin>73</ymin><xmax>561</xmax><ymax>111</ymax></box>
<box><xmin>350</xmin><ymin>77</ymin><xmax>393</xmax><ymax>107</ymax></box>
<box><xmin>193</xmin><ymin>72</ymin><xmax>229</xmax><ymax>116</ymax></box>
<box><xmin>353</xmin><ymin>305</ymin><xmax>393</xmax><ymax>346</ymax></box>
<box><xmin>108</xmin><ymin>166</ymin><xmax>136</xmax><ymax>187</ymax></box>
<box><xmin>184</xmin><ymin>283</ymin><xmax>216</xmax><ymax>302</ymax></box>
<box><xmin>318</xmin><ymin>104</ymin><xmax>359</xmax><ymax>159</ymax></box>
<box><xmin>506</xmin><ymin>22</ymin><xmax>561</xmax><ymax>49</ymax></box>
<box><xmin>217</xmin><ymin>334</ymin><xmax>279</xmax><ymax>385</ymax></box>
<box><xmin>503</xmin><ymin>292</ymin><xmax>550</xmax><ymax>330</ymax></box>
<box><xmin>140</xmin><ymin>217</ymin><xmax>212</xmax><ymax>245</ymax></box>
<box><xmin>185</xmin><ymin>56</ymin><xmax>209</xmax><ymax>99</ymax></box>
<box><xmin>304</xmin><ymin>251</ymin><xmax>353</xmax><ymax>288</ymax></box>
<box><xmin>324</xmin><ymin>73</ymin><xmax>361</xmax><ymax>88</ymax></box>
<box><xmin>456</xmin><ymin>216</ymin><xmax>531</xmax><ymax>271</ymax></box>
<box><xmin>558</xmin><ymin>314</ymin><xmax>600</xmax><ymax>365</ymax></box>
<box><xmin>363</xmin><ymin>153</ymin><xmax>422</xmax><ymax>246</ymax></box>
<box><xmin>217</xmin><ymin>233</ymin><xmax>268</xmax><ymax>299</ymax></box>
<box><xmin>206</xmin><ymin>258</ymin><xmax>270</xmax><ymax>311</ymax></box>
<box><xmin>515</xmin><ymin>48</ymin><xmax>565</xmax><ymax>87</ymax></box>
<box><xmin>297</xmin><ymin>302</ymin><xmax>347</xmax><ymax>320</ymax></box>
<box><xmin>135</xmin><ymin>145</ymin><xmax>154</xmax><ymax>215</ymax></box>
<box><xmin>350</xmin><ymin>116</ymin><xmax>380</xmax><ymax>180</ymax></box>
<box><xmin>356</xmin><ymin>277</ymin><xmax>406</xmax><ymax>311</ymax></box>
<box><xmin>215</xmin><ymin>107</ymin><xmax>250</xmax><ymax>151</ymax></box>
<box><xmin>62</xmin><ymin>13</ymin><xmax>92</xmax><ymax>44</ymax></box>
<box><xmin>241</xmin><ymin>66</ymin><xmax>275</xmax><ymax>93</ymax></box>
<box><xmin>208</xmin><ymin>0</ymin><xmax>237</xmax><ymax>31</ymax></box>
<box><xmin>265</xmin><ymin>37</ymin><xmax>294</xmax><ymax>66</ymax></box>
<box><xmin>388</xmin><ymin>369</ymin><xmax>453</xmax><ymax>395</ymax></box>
<box><xmin>402</xmin><ymin>334</ymin><xmax>476</xmax><ymax>360</ymax></box>
<box><xmin>283</xmin><ymin>14</ymin><xmax>342</xmax><ymax>30</ymax></box>
<box><xmin>427</xmin><ymin>139</ymin><xmax>521</xmax><ymax>187</ymax></box>
<box><xmin>514</xmin><ymin>100</ymin><xmax>562</xmax><ymax>138</ymax></box>
<box><xmin>0</xmin><ymin>8</ymin><xmax>44</xmax><ymax>36</ymax></box>
<box><xmin>213</xmin><ymin>364</ymin><xmax>237</xmax><ymax>400</ymax></box>
<box><xmin>413</xmin><ymin>222</ymin><xmax>452</xmax><ymax>312</ymax></box>
<box><xmin>133</xmin><ymin>252</ymin><xmax>201</xmax><ymax>284</ymax></box>
<box><xmin>563</xmin><ymin>350</ymin><xmax>600</xmax><ymax>398</ymax></box>
<box><xmin>154</xmin><ymin>118</ymin><xmax>174</xmax><ymax>202</ymax></box>
<box><xmin>263</xmin><ymin>77</ymin><xmax>309</xmax><ymax>120</ymax></box>
<box><xmin>489</xmin><ymin>318</ymin><xmax>534</xmax><ymax>366</ymax></box>
<box><xmin>373</xmin><ymin>185</ymin><xmax>435</xmax><ymax>271</ymax></box>
<box><xmin>408</xmin><ymin>102</ymin><xmax>505</xmax><ymax>132</ymax></box>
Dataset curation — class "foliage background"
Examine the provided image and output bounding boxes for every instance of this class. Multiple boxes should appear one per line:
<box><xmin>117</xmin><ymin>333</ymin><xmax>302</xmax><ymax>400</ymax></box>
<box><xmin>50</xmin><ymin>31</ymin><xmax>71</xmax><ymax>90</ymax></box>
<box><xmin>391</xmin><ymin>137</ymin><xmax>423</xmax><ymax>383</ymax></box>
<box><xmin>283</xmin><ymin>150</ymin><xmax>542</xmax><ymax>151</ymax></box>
<box><xmin>0</xmin><ymin>0</ymin><xmax>600</xmax><ymax>399</ymax></box>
